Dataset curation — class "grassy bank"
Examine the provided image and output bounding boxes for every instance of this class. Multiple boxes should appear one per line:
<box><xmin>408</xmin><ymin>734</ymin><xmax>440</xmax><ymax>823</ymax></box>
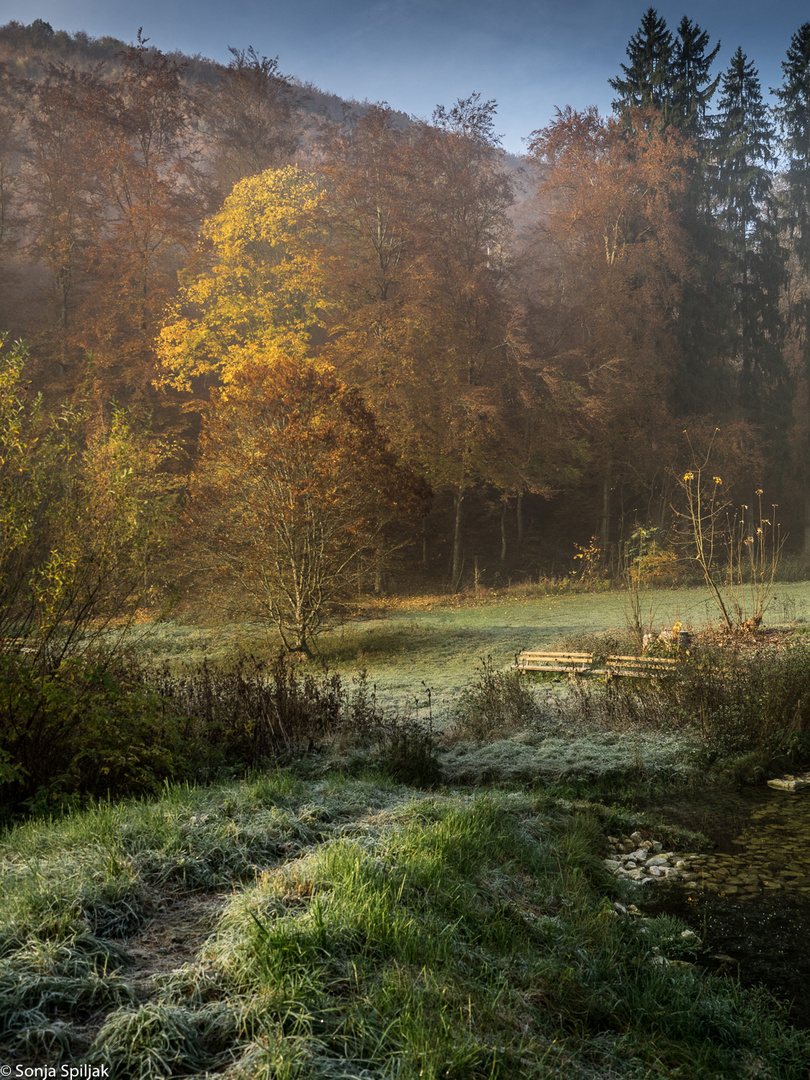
<box><xmin>2</xmin><ymin>771</ymin><xmax>808</xmax><ymax>1078</ymax></box>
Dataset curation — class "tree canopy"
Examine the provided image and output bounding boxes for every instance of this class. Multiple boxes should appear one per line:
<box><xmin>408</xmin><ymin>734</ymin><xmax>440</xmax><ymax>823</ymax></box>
<box><xmin>157</xmin><ymin>166</ymin><xmax>328</xmax><ymax>390</ymax></box>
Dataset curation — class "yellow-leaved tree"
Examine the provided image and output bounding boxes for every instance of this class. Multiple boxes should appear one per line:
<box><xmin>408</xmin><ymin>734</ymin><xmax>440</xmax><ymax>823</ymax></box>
<box><xmin>156</xmin><ymin>166</ymin><xmax>328</xmax><ymax>389</ymax></box>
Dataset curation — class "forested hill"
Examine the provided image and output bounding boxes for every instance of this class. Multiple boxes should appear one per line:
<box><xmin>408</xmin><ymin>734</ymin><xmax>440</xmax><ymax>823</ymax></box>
<box><xmin>1</xmin><ymin>11</ymin><xmax>810</xmax><ymax>594</ymax></box>
<box><xmin>0</xmin><ymin>18</ymin><xmax>415</xmax><ymax>130</ymax></box>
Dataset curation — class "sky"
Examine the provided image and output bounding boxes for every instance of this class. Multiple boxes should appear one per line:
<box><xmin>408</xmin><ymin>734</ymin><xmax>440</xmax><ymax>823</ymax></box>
<box><xmin>1</xmin><ymin>0</ymin><xmax>807</xmax><ymax>153</ymax></box>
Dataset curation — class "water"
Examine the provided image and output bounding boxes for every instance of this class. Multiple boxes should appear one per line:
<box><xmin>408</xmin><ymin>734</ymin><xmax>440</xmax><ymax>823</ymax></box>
<box><xmin>639</xmin><ymin>786</ymin><xmax>810</xmax><ymax>1029</ymax></box>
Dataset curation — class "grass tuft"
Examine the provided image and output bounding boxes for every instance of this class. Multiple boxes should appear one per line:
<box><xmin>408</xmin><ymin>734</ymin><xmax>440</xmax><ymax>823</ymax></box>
<box><xmin>86</xmin><ymin>1001</ymin><xmax>241</xmax><ymax>1078</ymax></box>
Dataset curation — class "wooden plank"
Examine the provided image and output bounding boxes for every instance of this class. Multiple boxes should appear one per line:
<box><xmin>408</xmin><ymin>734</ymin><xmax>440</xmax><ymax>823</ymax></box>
<box><xmin>516</xmin><ymin>651</ymin><xmax>592</xmax><ymax>662</ymax></box>
<box><xmin>513</xmin><ymin>651</ymin><xmax>595</xmax><ymax>675</ymax></box>
<box><xmin>606</xmin><ymin>655</ymin><xmax>678</xmax><ymax>679</ymax></box>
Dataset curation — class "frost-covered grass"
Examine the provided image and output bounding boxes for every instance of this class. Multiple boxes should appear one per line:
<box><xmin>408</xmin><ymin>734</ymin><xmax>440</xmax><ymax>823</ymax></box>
<box><xmin>440</xmin><ymin>728</ymin><xmax>702</xmax><ymax>788</ymax></box>
<box><xmin>5</xmin><ymin>584</ymin><xmax>809</xmax><ymax>1071</ymax></box>
<box><xmin>1</xmin><ymin>775</ymin><xmax>808</xmax><ymax>1077</ymax></box>
<box><xmin>134</xmin><ymin>581</ymin><xmax>810</xmax><ymax>719</ymax></box>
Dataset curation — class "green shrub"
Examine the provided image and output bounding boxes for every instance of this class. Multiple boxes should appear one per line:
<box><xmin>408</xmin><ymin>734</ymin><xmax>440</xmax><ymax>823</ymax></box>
<box><xmin>0</xmin><ymin>652</ymin><xmax>203</xmax><ymax>812</ymax></box>
<box><xmin>564</xmin><ymin>637</ymin><xmax>810</xmax><ymax>767</ymax></box>
<box><xmin>449</xmin><ymin>656</ymin><xmax>541</xmax><ymax>742</ymax></box>
<box><xmin>674</xmin><ymin>641</ymin><xmax>810</xmax><ymax>760</ymax></box>
<box><xmin>1</xmin><ymin>653</ymin><xmax>440</xmax><ymax>811</ymax></box>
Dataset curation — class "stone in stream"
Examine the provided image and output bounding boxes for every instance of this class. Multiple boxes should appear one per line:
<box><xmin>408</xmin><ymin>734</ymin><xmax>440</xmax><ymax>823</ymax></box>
<box><xmin>767</xmin><ymin>774</ymin><xmax>810</xmax><ymax>791</ymax></box>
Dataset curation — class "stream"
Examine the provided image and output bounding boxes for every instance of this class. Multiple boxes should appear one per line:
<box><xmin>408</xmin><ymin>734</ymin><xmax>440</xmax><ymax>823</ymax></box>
<box><xmin>638</xmin><ymin>785</ymin><xmax>810</xmax><ymax>1029</ymax></box>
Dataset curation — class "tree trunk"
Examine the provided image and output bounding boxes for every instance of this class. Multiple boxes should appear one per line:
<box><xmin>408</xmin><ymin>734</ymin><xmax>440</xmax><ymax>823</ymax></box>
<box><xmin>516</xmin><ymin>490</ymin><xmax>523</xmax><ymax>547</ymax></box>
<box><xmin>451</xmin><ymin>488</ymin><xmax>464</xmax><ymax>590</ymax></box>
<box><xmin>599</xmin><ymin>460</ymin><xmax>612</xmax><ymax>549</ymax></box>
<box><xmin>374</xmin><ymin>547</ymin><xmax>385</xmax><ymax>595</ymax></box>
<box><xmin>500</xmin><ymin>501</ymin><xmax>507</xmax><ymax>562</ymax></box>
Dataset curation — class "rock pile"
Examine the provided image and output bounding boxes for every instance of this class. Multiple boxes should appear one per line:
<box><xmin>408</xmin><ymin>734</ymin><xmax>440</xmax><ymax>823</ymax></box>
<box><xmin>604</xmin><ymin>825</ymin><xmax>810</xmax><ymax>897</ymax></box>
<box><xmin>604</xmin><ymin>831</ymin><xmax>698</xmax><ymax>888</ymax></box>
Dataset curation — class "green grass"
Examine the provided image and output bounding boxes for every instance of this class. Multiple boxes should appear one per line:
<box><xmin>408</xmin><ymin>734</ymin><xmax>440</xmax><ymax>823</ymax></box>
<box><xmin>3</xmin><ymin>584</ymin><xmax>810</xmax><ymax>1074</ymax></box>
<box><xmin>134</xmin><ymin>582</ymin><xmax>810</xmax><ymax>720</ymax></box>
<box><xmin>1</xmin><ymin>775</ymin><xmax>807</xmax><ymax>1077</ymax></box>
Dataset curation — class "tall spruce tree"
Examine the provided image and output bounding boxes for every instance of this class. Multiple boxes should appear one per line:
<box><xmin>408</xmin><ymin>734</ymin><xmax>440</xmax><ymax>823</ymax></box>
<box><xmin>611</xmin><ymin>9</ymin><xmax>719</xmax><ymax>138</ymax></box>
<box><xmin>774</xmin><ymin>23</ymin><xmax>810</xmax><ymax>552</ymax></box>
<box><xmin>610</xmin><ymin>8</ymin><xmax>674</xmax><ymax>116</ymax></box>
<box><xmin>672</xmin><ymin>16</ymin><xmax>721</xmax><ymax>138</ymax></box>
<box><xmin>774</xmin><ymin>24</ymin><xmax>810</xmax><ymax>275</ymax></box>
<box><xmin>712</xmin><ymin>47</ymin><xmax>784</xmax><ymax>422</ymax></box>
<box><xmin>611</xmin><ymin>10</ymin><xmax>729</xmax><ymax>418</ymax></box>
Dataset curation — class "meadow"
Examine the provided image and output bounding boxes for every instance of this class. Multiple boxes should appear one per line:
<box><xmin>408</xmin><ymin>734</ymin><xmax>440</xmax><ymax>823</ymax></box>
<box><xmin>136</xmin><ymin>580</ymin><xmax>810</xmax><ymax>716</ymax></box>
<box><xmin>2</xmin><ymin>582</ymin><xmax>810</xmax><ymax>1077</ymax></box>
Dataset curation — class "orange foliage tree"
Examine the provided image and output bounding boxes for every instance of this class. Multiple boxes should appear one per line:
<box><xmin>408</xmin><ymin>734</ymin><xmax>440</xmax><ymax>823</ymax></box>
<box><xmin>14</xmin><ymin>39</ymin><xmax>205</xmax><ymax>402</ymax></box>
<box><xmin>77</xmin><ymin>36</ymin><xmax>205</xmax><ymax>399</ymax></box>
<box><xmin>190</xmin><ymin>360</ymin><xmax>428</xmax><ymax>654</ymax></box>
<box><xmin>21</xmin><ymin>64</ymin><xmax>102</xmax><ymax>353</ymax></box>
<box><xmin>525</xmin><ymin>106</ymin><xmax>697</xmax><ymax>547</ymax></box>
<box><xmin>321</xmin><ymin>98</ymin><xmax>519</xmax><ymax>585</ymax></box>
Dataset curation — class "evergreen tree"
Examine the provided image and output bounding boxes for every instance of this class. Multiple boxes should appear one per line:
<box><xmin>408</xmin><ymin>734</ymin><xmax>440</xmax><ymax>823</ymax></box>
<box><xmin>774</xmin><ymin>23</ymin><xmax>810</xmax><ymax>551</ymax></box>
<box><xmin>610</xmin><ymin>8</ymin><xmax>674</xmax><ymax>116</ymax></box>
<box><xmin>611</xmin><ymin>9</ymin><xmax>720</xmax><ymax>138</ymax></box>
<box><xmin>612</xmin><ymin>10</ymin><xmax>729</xmax><ymax>418</ymax></box>
<box><xmin>672</xmin><ymin>16</ymin><xmax>721</xmax><ymax>138</ymax></box>
<box><xmin>712</xmin><ymin>47</ymin><xmax>784</xmax><ymax>421</ymax></box>
<box><xmin>774</xmin><ymin>23</ymin><xmax>810</xmax><ymax>274</ymax></box>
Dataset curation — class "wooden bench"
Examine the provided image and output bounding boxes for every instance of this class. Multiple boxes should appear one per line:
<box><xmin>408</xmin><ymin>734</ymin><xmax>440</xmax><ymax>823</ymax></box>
<box><xmin>513</xmin><ymin>651</ymin><xmax>601</xmax><ymax>677</ymax></box>
<box><xmin>605</xmin><ymin>655</ymin><xmax>679</xmax><ymax>680</ymax></box>
<box><xmin>1</xmin><ymin>637</ymin><xmax>38</xmax><ymax>654</ymax></box>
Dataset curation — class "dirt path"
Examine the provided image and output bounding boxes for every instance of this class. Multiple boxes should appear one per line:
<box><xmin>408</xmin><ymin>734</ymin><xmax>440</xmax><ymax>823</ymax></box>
<box><xmin>123</xmin><ymin>890</ymin><xmax>230</xmax><ymax>995</ymax></box>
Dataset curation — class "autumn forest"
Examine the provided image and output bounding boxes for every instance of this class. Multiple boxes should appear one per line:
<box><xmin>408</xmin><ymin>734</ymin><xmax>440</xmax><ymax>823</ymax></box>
<box><xmin>3</xmin><ymin>9</ymin><xmax>810</xmax><ymax>649</ymax></box>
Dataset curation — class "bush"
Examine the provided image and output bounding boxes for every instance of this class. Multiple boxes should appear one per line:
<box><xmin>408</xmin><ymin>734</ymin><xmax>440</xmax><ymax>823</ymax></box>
<box><xmin>150</xmin><ymin>654</ymin><xmax>346</xmax><ymax>764</ymax></box>
<box><xmin>0</xmin><ymin>652</ymin><xmax>201</xmax><ymax>812</ymax></box>
<box><xmin>0</xmin><ymin>654</ymin><xmax>440</xmax><ymax>812</ymax></box>
<box><xmin>562</xmin><ymin>638</ymin><xmax>810</xmax><ymax>768</ymax></box>
<box><xmin>673</xmin><ymin>641</ymin><xmax>810</xmax><ymax>761</ymax></box>
<box><xmin>449</xmin><ymin>657</ymin><xmax>542</xmax><ymax>742</ymax></box>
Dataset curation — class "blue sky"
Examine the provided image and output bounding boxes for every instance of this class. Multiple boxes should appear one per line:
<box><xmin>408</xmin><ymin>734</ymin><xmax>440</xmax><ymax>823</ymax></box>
<box><xmin>1</xmin><ymin>0</ymin><xmax>807</xmax><ymax>152</ymax></box>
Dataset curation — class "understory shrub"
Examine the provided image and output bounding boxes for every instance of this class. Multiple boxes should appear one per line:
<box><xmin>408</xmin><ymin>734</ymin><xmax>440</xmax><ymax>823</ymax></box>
<box><xmin>155</xmin><ymin>659</ymin><xmax>439</xmax><ymax>787</ymax></box>
<box><xmin>674</xmin><ymin>641</ymin><xmax>810</xmax><ymax>760</ymax></box>
<box><xmin>564</xmin><ymin>638</ymin><xmax>810</xmax><ymax>765</ymax></box>
<box><xmin>0</xmin><ymin>654</ymin><xmax>438</xmax><ymax>812</ymax></box>
<box><xmin>150</xmin><ymin>654</ymin><xmax>346</xmax><ymax>762</ymax></box>
<box><xmin>449</xmin><ymin>656</ymin><xmax>542</xmax><ymax>741</ymax></box>
<box><xmin>0</xmin><ymin>651</ymin><xmax>196</xmax><ymax>812</ymax></box>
